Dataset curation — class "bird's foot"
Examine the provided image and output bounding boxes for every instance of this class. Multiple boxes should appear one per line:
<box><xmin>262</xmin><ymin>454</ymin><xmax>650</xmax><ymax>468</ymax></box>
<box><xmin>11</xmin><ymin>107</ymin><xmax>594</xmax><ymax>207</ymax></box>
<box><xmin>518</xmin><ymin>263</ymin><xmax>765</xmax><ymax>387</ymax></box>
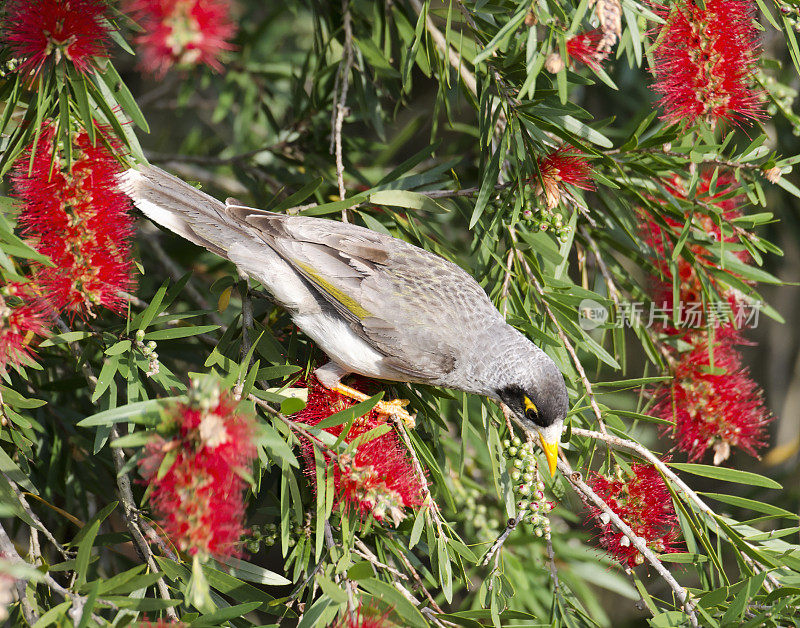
<box><xmin>330</xmin><ymin>383</ymin><xmax>416</xmax><ymax>429</ymax></box>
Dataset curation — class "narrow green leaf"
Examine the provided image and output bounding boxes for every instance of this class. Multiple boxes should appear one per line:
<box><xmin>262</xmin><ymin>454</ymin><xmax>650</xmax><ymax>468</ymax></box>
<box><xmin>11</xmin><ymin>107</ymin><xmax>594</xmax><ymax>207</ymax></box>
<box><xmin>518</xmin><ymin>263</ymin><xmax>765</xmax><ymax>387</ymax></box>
<box><xmin>78</xmin><ymin>398</ymin><xmax>178</xmax><ymax>427</ymax></box>
<box><xmin>700</xmin><ymin>492</ymin><xmax>796</xmax><ymax>518</ymax></box>
<box><xmin>74</xmin><ymin>519</ymin><xmax>101</xmax><ymax>586</ymax></box>
<box><xmin>97</xmin><ymin>61</ymin><xmax>150</xmax><ymax>132</ymax></box>
<box><xmin>359</xmin><ymin>578</ymin><xmax>427</xmax><ymax>627</ymax></box>
<box><xmin>670</xmin><ymin>463</ymin><xmax>782</xmax><ymax>489</ymax></box>
<box><xmin>143</xmin><ymin>325</ymin><xmax>220</xmax><ymax>341</ymax></box>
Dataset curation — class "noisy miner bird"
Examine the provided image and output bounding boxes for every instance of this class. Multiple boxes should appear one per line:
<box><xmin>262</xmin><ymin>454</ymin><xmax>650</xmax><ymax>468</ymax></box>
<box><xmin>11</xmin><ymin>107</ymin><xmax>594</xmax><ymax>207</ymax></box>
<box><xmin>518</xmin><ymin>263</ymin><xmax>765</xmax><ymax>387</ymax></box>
<box><xmin>119</xmin><ymin>165</ymin><xmax>569</xmax><ymax>475</ymax></box>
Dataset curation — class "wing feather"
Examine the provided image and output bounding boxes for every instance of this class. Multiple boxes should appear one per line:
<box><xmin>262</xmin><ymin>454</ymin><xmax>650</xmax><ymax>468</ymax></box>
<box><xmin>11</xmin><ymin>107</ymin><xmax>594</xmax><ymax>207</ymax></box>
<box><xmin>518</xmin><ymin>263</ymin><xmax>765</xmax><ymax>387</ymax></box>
<box><xmin>227</xmin><ymin>206</ymin><xmax>496</xmax><ymax>380</ymax></box>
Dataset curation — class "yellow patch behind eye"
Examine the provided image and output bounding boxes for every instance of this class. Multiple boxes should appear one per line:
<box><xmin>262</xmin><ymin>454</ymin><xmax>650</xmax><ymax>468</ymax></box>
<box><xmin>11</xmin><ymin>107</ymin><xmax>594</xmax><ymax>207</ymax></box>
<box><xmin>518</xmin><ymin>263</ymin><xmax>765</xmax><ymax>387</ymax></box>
<box><xmin>524</xmin><ymin>396</ymin><xmax>538</xmax><ymax>414</ymax></box>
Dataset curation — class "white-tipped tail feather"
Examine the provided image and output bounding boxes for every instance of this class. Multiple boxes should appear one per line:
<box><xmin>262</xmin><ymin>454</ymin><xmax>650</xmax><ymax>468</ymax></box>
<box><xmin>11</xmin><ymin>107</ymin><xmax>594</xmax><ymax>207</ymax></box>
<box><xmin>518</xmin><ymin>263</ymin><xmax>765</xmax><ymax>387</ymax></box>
<box><xmin>118</xmin><ymin>165</ymin><xmax>327</xmax><ymax>310</ymax></box>
<box><xmin>118</xmin><ymin>166</ymin><xmax>240</xmax><ymax>258</ymax></box>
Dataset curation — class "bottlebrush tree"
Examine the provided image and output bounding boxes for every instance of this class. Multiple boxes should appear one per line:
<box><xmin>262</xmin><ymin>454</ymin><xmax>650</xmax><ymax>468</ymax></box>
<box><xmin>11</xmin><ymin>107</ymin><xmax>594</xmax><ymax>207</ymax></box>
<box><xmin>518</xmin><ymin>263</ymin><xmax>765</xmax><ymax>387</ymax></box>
<box><xmin>0</xmin><ymin>0</ymin><xmax>799</xmax><ymax>627</ymax></box>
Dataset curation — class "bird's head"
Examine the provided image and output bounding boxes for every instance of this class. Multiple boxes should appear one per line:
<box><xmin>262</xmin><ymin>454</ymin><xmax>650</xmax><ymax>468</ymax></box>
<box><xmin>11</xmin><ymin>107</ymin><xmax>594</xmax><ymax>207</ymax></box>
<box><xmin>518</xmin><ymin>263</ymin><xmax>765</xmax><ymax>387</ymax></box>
<box><xmin>496</xmin><ymin>359</ymin><xmax>568</xmax><ymax>477</ymax></box>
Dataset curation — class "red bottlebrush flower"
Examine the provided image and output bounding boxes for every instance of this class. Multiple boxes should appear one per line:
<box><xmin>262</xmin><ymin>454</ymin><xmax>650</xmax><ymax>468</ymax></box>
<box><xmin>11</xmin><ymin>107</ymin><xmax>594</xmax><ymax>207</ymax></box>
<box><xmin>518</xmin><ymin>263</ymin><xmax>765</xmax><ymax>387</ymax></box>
<box><xmin>650</xmin><ymin>0</ymin><xmax>764</xmax><ymax>128</ymax></box>
<box><xmin>534</xmin><ymin>146</ymin><xmax>594</xmax><ymax>209</ymax></box>
<box><xmin>294</xmin><ymin>379</ymin><xmax>426</xmax><ymax>526</ymax></box>
<box><xmin>566</xmin><ymin>30</ymin><xmax>604</xmax><ymax>70</ymax></box>
<box><xmin>653</xmin><ymin>327</ymin><xmax>772</xmax><ymax>464</ymax></box>
<box><xmin>587</xmin><ymin>462</ymin><xmax>681</xmax><ymax>568</ymax></box>
<box><xmin>11</xmin><ymin>125</ymin><xmax>135</xmax><ymax>318</ymax></box>
<box><xmin>124</xmin><ymin>0</ymin><xmax>236</xmax><ymax>77</ymax></box>
<box><xmin>2</xmin><ymin>0</ymin><xmax>110</xmax><ymax>77</ymax></box>
<box><xmin>139</xmin><ymin>380</ymin><xmax>257</xmax><ymax>558</ymax></box>
<box><xmin>334</xmin><ymin>605</ymin><xmax>394</xmax><ymax>628</ymax></box>
<box><xmin>0</xmin><ymin>288</ymin><xmax>48</xmax><ymax>373</ymax></box>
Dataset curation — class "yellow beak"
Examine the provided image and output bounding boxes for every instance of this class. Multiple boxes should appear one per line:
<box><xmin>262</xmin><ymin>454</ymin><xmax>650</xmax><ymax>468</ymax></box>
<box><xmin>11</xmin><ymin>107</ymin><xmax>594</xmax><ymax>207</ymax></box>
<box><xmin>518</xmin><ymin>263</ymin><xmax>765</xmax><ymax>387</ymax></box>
<box><xmin>539</xmin><ymin>433</ymin><xmax>559</xmax><ymax>477</ymax></box>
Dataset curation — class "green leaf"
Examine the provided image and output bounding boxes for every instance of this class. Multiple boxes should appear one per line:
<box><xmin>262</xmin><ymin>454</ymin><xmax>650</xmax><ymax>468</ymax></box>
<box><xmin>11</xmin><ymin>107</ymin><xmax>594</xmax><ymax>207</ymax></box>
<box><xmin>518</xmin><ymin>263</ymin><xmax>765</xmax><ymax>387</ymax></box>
<box><xmin>657</xmin><ymin>552</ymin><xmax>708</xmax><ymax>564</ymax></box>
<box><xmin>700</xmin><ymin>492</ymin><xmax>796</xmax><ymax>518</ymax></box>
<box><xmin>0</xmin><ymin>446</ymin><xmax>37</xmax><ymax>494</ymax></box>
<box><xmin>473</xmin><ymin>7</ymin><xmax>528</xmax><ymax>64</ymax></box>
<box><xmin>470</xmin><ymin>135</ymin><xmax>505</xmax><ymax>228</ymax></box>
<box><xmin>74</xmin><ymin>518</ymin><xmax>101</xmax><ymax>586</ymax></box>
<box><xmin>136</xmin><ymin>279</ymin><xmax>170</xmax><ymax>331</ymax></box>
<box><xmin>105</xmin><ymin>340</ymin><xmax>132</xmax><ymax>356</ymax></box>
<box><xmin>346</xmin><ymin>561</ymin><xmax>373</xmax><ymax>580</ymax></box>
<box><xmin>91</xmin><ymin>356</ymin><xmax>120</xmax><ymax>402</ymax></box>
<box><xmin>78</xmin><ymin>398</ymin><xmax>179</xmax><ymax>427</ymax></box>
<box><xmin>670</xmin><ymin>463</ymin><xmax>782</xmax><ymax>489</ymax></box>
<box><xmin>315</xmin><ymin>393</ymin><xmax>383</xmax><ymax>429</ymax></box>
<box><xmin>190</xmin><ymin>602</ymin><xmax>263</xmax><ymax>626</ymax></box>
<box><xmin>370</xmin><ymin>189</ymin><xmax>447</xmax><ymax>212</ymax></box>
<box><xmin>76</xmin><ymin>580</ymin><xmax>100</xmax><ymax>628</ymax></box>
<box><xmin>438</xmin><ymin>537</ymin><xmax>453</xmax><ymax>603</ymax></box>
<box><xmin>257</xmin><ymin>421</ymin><xmax>299</xmax><ymax>468</ymax></box>
<box><xmin>359</xmin><ymin>578</ymin><xmax>428</xmax><ymax>627</ymax></box>
<box><xmin>143</xmin><ymin>325</ymin><xmax>220</xmax><ymax>341</ymax></box>
<box><xmin>296</xmin><ymin>597</ymin><xmax>332</xmax><ymax>628</ymax></box>
<box><xmin>39</xmin><ymin>331</ymin><xmax>92</xmax><ymax>347</ymax></box>
<box><xmin>97</xmin><ymin>60</ymin><xmax>150</xmax><ymax>132</ymax></box>
<box><xmin>215</xmin><ymin>556</ymin><xmax>291</xmax><ymax>586</ymax></box>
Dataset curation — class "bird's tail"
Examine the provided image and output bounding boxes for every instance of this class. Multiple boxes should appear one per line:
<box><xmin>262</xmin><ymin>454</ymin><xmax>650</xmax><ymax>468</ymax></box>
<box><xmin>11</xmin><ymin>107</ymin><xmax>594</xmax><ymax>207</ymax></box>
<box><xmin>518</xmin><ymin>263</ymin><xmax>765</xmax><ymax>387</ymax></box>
<box><xmin>118</xmin><ymin>164</ymin><xmax>241</xmax><ymax>259</ymax></box>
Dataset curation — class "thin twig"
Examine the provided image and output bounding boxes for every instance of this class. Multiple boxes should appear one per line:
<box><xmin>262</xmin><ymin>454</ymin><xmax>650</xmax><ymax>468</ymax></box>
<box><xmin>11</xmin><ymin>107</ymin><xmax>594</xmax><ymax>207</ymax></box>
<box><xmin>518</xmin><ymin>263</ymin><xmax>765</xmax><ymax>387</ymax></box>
<box><xmin>2</xmin><ymin>474</ymin><xmax>69</xmax><ymax>559</ymax></box>
<box><xmin>389</xmin><ymin>541</ymin><xmax>445</xmax><ymax>614</ymax></box>
<box><xmin>393</xmin><ymin>420</ymin><xmax>446</xmax><ymax>538</ymax></box>
<box><xmin>352</xmin><ymin>538</ymin><xmax>408</xmax><ymax>580</ymax></box>
<box><xmin>331</xmin><ymin>0</ymin><xmax>355</xmax><ymax>220</ymax></box>
<box><xmin>0</xmin><ymin>521</ymin><xmax>114</xmax><ymax>625</ymax></box>
<box><xmin>0</xmin><ymin>520</ymin><xmax>39</xmax><ymax>624</ymax></box>
<box><xmin>481</xmin><ymin>514</ymin><xmax>523</xmax><ymax>566</ymax></box>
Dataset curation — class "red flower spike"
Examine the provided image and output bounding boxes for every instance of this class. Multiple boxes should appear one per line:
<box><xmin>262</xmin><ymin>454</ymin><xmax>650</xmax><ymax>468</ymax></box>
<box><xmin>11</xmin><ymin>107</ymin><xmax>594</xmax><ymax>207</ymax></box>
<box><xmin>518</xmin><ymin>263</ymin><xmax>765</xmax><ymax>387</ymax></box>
<box><xmin>334</xmin><ymin>604</ymin><xmax>394</xmax><ymax>628</ymax></box>
<box><xmin>124</xmin><ymin>0</ymin><xmax>236</xmax><ymax>77</ymax></box>
<box><xmin>139</xmin><ymin>383</ymin><xmax>257</xmax><ymax>559</ymax></box>
<box><xmin>653</xmin><ymin>327</ymin><xmax>772</xmax><ymax>463</ymax></box>
<box><xmin>650</xmin><ymin>0</ymin><xmax>764</xmax><ymax>128</ymax></box>
<box><xmin>534</xmin><ymin>146</ymin><xmax>595</xmax><ymax>209</ymax></box>
<box><xmin>587</xmin><ymin>463</ymin><xmax>681</xmax><ymax>568</ymax></box>
<box><xmin>0</xmin><ymin>288</ymin><xmax>48</xmax><ymax>373</ymax></box>
<box><xmin>3</xmin><ymin>0</ymin><xmax>111</xmax><ymax>77</ymax></box>
<box><xmin>294</xmin><ymin>379</ymin><xmax>425</xmax><ymax>526</ymax></box>
<box><xmin>566</xmin><ymin>30</ymin><xmax>604</xmax><ymax>70</ymax></box>
<box><xmin>11</xmin><ymin>125</ymin><xmax>135</xmax><ymax>318</ymax></box>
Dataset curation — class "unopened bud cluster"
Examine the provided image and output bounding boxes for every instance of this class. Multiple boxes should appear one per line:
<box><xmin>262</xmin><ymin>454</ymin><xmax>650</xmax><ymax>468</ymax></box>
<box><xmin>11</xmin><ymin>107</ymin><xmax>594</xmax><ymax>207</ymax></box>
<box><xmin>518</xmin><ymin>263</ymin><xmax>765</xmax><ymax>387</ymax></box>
<box><xmin>503</xmin><ymin>436</ymin><xmax>554</xmax><ymax>536</ymax></box>
<box><xmin>134</xmin><ymin>329</ymin><xmax>159</xmax><ymax>377</ymax></box>
<box><xmin>245</xmin><ymin>522</ymin><xmax>281</xmax><ymax>553</ymax></box>
<box><xmin>522</xmin><ymin>197</ymin><xmax>569</xmax><ymax>241</ymax></box>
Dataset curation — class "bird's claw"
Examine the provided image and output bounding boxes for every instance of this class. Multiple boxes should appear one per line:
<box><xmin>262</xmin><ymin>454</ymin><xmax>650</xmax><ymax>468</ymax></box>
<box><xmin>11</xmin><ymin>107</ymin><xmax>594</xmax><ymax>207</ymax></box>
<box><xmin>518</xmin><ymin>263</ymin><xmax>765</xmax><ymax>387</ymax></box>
<box><xmin>375</xmin><ymin>398</ymin><xmax>416</xmax><ymax>429</ymax></box>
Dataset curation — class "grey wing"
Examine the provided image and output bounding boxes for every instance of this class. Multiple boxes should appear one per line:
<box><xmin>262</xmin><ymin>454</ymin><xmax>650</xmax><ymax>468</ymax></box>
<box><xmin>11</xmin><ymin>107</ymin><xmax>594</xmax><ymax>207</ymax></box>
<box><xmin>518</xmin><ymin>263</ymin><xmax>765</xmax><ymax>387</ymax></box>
<box><xmin>227</xmin><ymin>205</ymin><xmax>499</xmax><ymax>381</ymax></box>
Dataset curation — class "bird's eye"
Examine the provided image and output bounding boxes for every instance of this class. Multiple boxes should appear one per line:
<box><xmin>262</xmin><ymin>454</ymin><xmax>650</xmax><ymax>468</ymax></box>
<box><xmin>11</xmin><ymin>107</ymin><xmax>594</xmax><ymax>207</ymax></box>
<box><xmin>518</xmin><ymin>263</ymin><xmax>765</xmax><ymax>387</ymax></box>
<box><xmin>523</xmin><ymin>396</ymin><xmax>538</xmax><ymax>422</ymax></box>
